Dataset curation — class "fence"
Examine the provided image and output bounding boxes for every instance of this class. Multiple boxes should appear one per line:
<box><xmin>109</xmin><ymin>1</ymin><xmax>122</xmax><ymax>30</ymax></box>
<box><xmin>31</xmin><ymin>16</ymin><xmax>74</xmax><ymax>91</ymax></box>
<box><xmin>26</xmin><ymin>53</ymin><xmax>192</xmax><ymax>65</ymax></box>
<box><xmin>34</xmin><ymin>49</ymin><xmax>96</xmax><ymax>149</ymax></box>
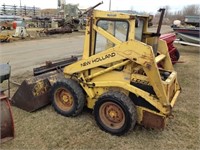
<box><xmin>0</xmin><ymin>4</ymin><xmax>40</xmax><ymax>16</ymax></box>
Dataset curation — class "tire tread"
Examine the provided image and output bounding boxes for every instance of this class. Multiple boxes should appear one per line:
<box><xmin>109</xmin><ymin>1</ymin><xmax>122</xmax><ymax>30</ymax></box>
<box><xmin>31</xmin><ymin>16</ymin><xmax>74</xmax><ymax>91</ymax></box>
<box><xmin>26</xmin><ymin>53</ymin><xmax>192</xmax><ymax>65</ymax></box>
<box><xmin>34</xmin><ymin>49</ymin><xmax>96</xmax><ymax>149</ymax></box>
<box><xmin>51</xmin><ymin>78</ymin><xmax>85</xmax><ymax>117</ymax></box>
<box><xmin>94</xmin><ymin>91</ymin><xmax>137</xmax><ymax>135</ymax></box>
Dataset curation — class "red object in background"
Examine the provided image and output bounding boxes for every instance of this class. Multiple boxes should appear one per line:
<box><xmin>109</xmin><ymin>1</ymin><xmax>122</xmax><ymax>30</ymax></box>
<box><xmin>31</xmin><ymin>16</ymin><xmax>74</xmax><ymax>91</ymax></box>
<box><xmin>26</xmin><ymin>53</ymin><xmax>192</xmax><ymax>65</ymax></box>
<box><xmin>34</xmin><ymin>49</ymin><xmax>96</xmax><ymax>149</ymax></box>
<box><xmin>0</xmin><ymin>94</ymin><xmax>14</xmax><ymax>143</ymax></box>
<box><xmin>12</xmin><ymin>21</ymin><xmax>17</xmax><ymax>29</ymax></box>
<box><xmin>160</xmin><ymin>33</ymin><xmax>180</xmax><ymax>64</ymax></box>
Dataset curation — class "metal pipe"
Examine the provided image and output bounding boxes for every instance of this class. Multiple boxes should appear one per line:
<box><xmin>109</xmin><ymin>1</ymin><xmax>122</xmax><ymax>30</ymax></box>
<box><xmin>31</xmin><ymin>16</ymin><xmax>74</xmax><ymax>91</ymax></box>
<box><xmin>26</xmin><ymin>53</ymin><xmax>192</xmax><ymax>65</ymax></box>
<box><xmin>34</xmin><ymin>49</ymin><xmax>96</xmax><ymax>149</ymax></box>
<box><xmin>157</xmin><ymin>8</ymin><xmax>165</xmax><ymax>35</ymax></box>
<box><xmin>109</xmin><ymin>0</ymin><xmax>111</xmax><ymax>11</ymax></box>
<box><xmin>153</xmin><ymin>8</ymin><xmax>165</xmax><ymax>55</ymax></box>
<box><xmin>85</xmin><ymin>60</ymin><xmax>130</xmax><ymax>80</ymax></box>
<box><xmin>78</xmin><ymin>1</ymin><xmax>103</xmax><ymax>18</ymax></box>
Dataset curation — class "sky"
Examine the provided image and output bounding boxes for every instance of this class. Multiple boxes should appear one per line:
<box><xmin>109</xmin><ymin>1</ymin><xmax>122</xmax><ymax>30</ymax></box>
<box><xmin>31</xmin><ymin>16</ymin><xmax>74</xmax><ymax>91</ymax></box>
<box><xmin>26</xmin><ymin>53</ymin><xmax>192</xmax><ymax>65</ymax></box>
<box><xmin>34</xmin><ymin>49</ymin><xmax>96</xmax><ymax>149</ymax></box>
<box><xmin>1</xmin><ymin>0</ymin><xmax>200</xmax><ymax>14</ymax></box>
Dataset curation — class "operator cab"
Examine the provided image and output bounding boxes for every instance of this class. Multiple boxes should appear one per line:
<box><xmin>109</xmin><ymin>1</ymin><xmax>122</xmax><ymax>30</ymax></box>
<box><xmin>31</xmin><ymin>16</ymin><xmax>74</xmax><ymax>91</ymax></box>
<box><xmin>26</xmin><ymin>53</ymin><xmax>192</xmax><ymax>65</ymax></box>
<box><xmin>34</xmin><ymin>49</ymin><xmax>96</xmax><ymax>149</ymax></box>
<box><xmin>90</xmin><ymin>9</ymin><xmax>165</xmax><ymax>57</ymax></box>
<box><xmin>95</xmin><ymin>19</ymin><xmax>129</xmax><ymax>54</ymax></box>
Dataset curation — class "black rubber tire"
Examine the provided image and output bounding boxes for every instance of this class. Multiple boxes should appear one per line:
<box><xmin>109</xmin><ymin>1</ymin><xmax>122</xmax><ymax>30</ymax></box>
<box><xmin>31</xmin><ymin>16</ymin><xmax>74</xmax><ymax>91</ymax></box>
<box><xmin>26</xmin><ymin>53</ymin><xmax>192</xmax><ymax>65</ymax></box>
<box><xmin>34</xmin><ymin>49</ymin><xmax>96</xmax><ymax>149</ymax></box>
<box><xmin>94</xmin><ymin>91</ymin><xmax>137</xmax><ymax>136</ymax></box>
<box><xmin>174</xmin><ymin>49</ymin><xmax>180</xmax><ymax>61</ymax></box>
<box><xmin>50</xmin><ymin>78</ymin><xmax>86</xmax><ymax>117</ymax></box>
<box><xmin>170</xmin><ymin>49</ymin><xmax>180</xmax><ymax>63</ymax></box>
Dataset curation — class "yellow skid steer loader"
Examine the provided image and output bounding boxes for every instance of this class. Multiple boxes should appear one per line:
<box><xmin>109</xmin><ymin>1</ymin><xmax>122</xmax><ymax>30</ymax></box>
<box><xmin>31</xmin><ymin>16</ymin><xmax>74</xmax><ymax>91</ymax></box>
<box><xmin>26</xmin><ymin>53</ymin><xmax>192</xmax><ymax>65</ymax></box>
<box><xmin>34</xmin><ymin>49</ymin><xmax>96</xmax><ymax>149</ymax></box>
<box><xmin>12</xmin><ymin>6</ymin><xmax>181</xmax><ymax>135</ymax></box>
<box><xmin>49</xmin><ymin>9</ymin><xmax>180</xmax><ymax>135</ymax></box>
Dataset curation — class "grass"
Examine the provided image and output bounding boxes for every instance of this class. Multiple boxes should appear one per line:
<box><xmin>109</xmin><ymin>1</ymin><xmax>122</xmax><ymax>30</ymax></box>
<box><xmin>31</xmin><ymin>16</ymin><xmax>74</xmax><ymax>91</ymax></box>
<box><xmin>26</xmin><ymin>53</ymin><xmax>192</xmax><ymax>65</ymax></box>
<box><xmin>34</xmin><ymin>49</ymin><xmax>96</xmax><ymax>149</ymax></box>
<box><xmin>1</xmin><ymin>44</ymin><xmax>200</xmax><ymax>150</ymax></box>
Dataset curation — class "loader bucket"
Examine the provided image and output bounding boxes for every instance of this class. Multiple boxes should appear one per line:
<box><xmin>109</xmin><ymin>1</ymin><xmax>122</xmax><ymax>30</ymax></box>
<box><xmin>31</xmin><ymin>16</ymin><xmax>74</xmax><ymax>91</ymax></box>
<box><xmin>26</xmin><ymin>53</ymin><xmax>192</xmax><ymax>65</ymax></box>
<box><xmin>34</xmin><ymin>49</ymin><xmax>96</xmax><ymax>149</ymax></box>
<box><xmin>12</xmin><ymin>78</ymin><xmax>52</xmax><ymax>112</ymax></box>
<box><xmin>0</xmin><ymin>95</ymin><xmax>14</xmax><ymax>143</ymax></box>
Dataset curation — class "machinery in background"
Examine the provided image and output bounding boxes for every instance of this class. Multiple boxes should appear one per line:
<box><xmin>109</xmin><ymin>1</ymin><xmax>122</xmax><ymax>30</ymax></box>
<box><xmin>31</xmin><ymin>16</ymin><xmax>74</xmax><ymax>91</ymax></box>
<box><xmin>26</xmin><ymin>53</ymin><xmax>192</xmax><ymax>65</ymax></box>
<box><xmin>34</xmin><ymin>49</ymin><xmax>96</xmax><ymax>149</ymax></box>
<box><xmin>184</xmin><ymin>16</ymin><xmax>199</xmax><ymax>27</ymax></box>
<box><xmin>171</xmin><ymin>16</ymin><xmax>200</xmax><ymax>46</ymax></box>
<box><xmin>0</xmin><ymin>33</ymin><xmax>12</xmax><ymax>42</ymax></box>
<box><xmin>173</xmin><ymin>27</ymin><xmax>200</xmax><ymax>44</ymax></box>
<box><xmin>160</xmin><ymin>33</ymin><xmax>180</xmax><ymax>63</ymax></box>
<box><xmin>58</xmin><ymin>1</ymin><xmax>103</xmax><ymax>31</ymax></box>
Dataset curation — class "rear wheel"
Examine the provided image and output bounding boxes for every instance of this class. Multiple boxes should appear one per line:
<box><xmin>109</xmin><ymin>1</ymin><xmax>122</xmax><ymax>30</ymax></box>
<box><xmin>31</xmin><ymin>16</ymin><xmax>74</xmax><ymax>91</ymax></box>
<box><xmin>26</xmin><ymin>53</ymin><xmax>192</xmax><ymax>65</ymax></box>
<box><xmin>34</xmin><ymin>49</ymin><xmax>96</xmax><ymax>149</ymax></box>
<box><xmin>94</xmin><ymin>91</ymin><xmax>137</xmax><ymax>135</ymax></box>
<box><xmin>170</xmin><ymin>49</ymin><xmax>180</xmax><ymax>63</ymax></box>
<box><xmin>174</xmin><ymin>49</ymin><xmax>180</xmax><ymax>60</ymax></box>
<box><xmin>51</xmin><ymin>78</ymin><xmax>85</xmax><ymax>117</ymax></box>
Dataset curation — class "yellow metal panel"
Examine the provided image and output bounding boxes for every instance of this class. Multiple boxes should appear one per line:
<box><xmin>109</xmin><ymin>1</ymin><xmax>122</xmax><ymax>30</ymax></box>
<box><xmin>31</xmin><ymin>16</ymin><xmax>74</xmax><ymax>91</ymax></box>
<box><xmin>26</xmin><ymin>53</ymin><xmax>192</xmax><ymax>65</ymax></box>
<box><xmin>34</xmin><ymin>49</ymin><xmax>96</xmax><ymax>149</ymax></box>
<box><xmin>93</xmin><ymin>10</ymin><xmax>136</xmax><ymax>20</ymax></box>
<box><xmin>165</xmin><ymin>71</ymin><xmax>177</xmax><ymax>84</ymax></box>
<box><xmin>115</xmin><ymin>40</ymin><xmax>153</xmax><ymax>66</ymax></box>
<box><xmin>92</xmin><ymin>81</ymin><xmax>170</xmax><ymax>114</ymax></box>
<box><xmin>170</xmin><ymin>89</ymin><xmax>181</xmax><ymax>107</ymax></box>
<box><xmin>143</xmin><ymin>64</ymin><xmax>168</xmax><ymax>105</ymax></box>
<box><xmin>157</xmin><ymin>39</ymin><xmax>174</xmax><ymax>70</ymax></box>
<box><xmin>82</xmin><ymin>25</ymin><xmax>90</xmax><ymax>59</ymax></box>
<box><xmin>155</xmin><ymin>54</ymin><xmax>166</xmax><ymax>63</ymax></box>
<box><xmin>131</xmin><ymin>74</ymin><xmax>149</xmax><ymax>82</ymax></box>
<box><xmin>128</xmin><ymin>19</ymin><xmax>135</xmax><ymax>40</ymax></box>
<box><xmin>63</xmin><ymin>40</ymin><xmax>153</xmax><ymax>74</ymax></box>
<box><xmin>78</xmin><ymin>73</ymin><xmax>95</xmax><ymax>98</ymax></box>
<box><xmin>90</xmin><ymin>68</ymin><xmax>130</xmax><ymax>83</ymax></box>
<box><xmin>87</xmin><ymin>97</ymin><xmax>96</xmax><ymax>109</ymax></box>
<box><xmin>85</xmin><ymin>60</ymin><xmax>130</xmax><ymax>80</ymax></box>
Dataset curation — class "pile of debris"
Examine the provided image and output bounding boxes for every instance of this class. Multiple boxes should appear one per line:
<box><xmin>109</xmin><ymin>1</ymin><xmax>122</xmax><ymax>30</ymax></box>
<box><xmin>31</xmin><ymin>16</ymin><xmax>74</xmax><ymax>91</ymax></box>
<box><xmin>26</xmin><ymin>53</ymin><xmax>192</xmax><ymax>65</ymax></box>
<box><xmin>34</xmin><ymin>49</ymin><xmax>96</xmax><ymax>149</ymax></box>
<box><xmin>37</xmin><ymin>27</ymin><xmax>72</xmax><ymax>36</ymax></box>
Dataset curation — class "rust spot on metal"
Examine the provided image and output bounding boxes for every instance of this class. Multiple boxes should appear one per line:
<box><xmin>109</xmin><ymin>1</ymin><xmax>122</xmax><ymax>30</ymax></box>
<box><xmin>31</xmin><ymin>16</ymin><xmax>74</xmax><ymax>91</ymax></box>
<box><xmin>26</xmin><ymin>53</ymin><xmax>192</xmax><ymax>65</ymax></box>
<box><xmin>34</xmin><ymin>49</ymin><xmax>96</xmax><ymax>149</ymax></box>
<box><xmin>129</xmin><ymin>15</ymin><xmax>136</xmax><ymax>19</ymax></box>
<box><xmin>142</xmin><ymin>110</ymin><xmax>165</xmax><ymax>129</ymax></box>
<box><xmin>12</xmin><ymin>78</ymin><xmax>52</xmax><ymax>112</ymax></box>
<box><xmin>144</xmin><ymin>62</ymin><xmax>151</xmax><ymax>70</ymax></box>
<box><xmin>37</xmin><ymin>27</ymin><xmax>72</xmax><ymax>36</ymax></box>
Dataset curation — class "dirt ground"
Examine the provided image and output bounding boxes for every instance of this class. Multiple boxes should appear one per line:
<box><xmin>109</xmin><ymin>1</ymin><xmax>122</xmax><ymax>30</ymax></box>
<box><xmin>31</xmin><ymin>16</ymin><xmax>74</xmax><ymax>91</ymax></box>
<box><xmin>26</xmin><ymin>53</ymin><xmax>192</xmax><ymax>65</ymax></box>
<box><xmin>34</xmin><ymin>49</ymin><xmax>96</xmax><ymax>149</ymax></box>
<box><xmin>1</xmin><ymin>27</ymin><xmax>200</xmax><ymax>149</ymax></box>
<box><xmin>0</xmin><ymin>31</ymin><xmax>85</xmax><ymax>75</ymax></box>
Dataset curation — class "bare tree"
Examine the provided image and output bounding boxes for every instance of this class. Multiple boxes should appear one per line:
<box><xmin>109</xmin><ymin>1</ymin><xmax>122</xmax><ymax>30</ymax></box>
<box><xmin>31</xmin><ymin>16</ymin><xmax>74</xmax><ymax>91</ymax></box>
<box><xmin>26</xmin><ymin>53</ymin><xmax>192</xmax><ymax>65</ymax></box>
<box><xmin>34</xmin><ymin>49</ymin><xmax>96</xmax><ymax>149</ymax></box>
<box><xmin>130</xmin><ymin>6</ymin><xmax>134</xmax><ymax>11</ymax></box>
<box><xmin>182</xmin><ymin>4</ymin><xmax>200</xmax><ymax>15</ymax></box>
<box><xmin>163</xmin><ymin>5</ymin><xmax>170</xmax><ymax>18</ymax></box>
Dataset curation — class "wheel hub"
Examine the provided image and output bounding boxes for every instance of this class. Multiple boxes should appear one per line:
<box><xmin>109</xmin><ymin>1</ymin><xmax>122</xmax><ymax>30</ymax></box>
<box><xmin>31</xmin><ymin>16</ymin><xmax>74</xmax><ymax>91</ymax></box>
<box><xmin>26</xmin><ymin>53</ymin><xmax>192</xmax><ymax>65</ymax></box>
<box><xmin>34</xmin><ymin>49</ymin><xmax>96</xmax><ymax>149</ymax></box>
<box><xmin>108</xmin><ymin>110</ymin><xmax>117</xmax><ymax>118</ymax></box>
<box><xmin>55</xmin><ymin>88</ymin><xmax>73</xmax><ymax>110</ymax></box>
<box><xmin>60</xmin><ymin>91</ymin><xmax>73</xmax><ymax>106</ymax></box>
<box><xmin>105</xmin><ymin>105</ymin><xmax>123</xmax><ymax>123</ymax></box>
<box><xmin>95</xmin><ymin>92</ymin><xmax>137</xmax><ymax>135</ymax></box>
<box><xmin>62</xmin><ymin>95</ymin><xmax>69</xmax><ymax>102</ymax></box>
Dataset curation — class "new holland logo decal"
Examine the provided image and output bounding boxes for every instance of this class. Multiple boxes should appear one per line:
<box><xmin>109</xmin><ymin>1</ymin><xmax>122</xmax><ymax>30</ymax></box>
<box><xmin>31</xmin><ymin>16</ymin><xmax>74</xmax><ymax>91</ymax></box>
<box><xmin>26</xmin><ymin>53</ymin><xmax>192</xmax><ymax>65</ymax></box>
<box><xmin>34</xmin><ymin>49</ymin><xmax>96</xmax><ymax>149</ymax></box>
<box><xmin>81</xmin><ymin>52</ymin><xmax>116</xmax><ymax>67</ymax></box>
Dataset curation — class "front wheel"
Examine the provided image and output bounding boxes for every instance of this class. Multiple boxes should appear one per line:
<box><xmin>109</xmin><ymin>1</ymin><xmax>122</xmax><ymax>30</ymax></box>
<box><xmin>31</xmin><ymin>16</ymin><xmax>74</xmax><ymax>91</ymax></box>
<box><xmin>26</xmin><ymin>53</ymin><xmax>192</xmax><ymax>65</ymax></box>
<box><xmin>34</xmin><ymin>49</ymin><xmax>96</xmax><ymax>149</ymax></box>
<box><xmin>94</xmin><ymin>91</ymin><xmax>137</xmax><ymax>136</ymax></box>
<box><xmin>50</xmin><ymin>78</ymin><xmax>86</xmax><ymax>117</ymax></box>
